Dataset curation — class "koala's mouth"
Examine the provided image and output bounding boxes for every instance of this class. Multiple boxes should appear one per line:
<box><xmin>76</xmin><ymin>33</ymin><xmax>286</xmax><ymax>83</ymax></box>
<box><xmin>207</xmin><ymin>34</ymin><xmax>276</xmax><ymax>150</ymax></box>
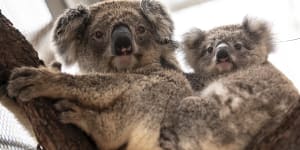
<box><xmin>216</xmin><ymin>59</ymin><xmax>233</xmax><ymax>72</ymax></box>
<box><xmin>217</xmin><ymin>57</ymin><xmax>230</xmax><ymax>64</ymax></box>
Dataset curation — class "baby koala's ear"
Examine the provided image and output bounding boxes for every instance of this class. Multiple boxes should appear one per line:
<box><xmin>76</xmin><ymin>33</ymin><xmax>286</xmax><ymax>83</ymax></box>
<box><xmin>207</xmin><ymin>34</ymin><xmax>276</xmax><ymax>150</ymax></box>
<box><xmin>242</xmin><ymin>17</ymin><xmax>270</xmax><ymax>40</ymax></box>
<box><xmin>242</xmin><ymin>16</ymin><xmax>273</xmax><ymax>53</ymax></box>
<box><xmin>182</xmin><ymin>28</ymin><xmax>206</xmax><ymax>50</ymax></box>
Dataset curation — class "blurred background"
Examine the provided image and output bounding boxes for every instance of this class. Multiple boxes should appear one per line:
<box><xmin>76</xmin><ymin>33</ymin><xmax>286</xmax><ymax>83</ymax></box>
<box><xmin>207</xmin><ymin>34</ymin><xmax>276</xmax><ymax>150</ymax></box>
<box><xmin>0</xmin><ymin>0</ymin><xmax>299</xmax><ymax>149</ymax></box>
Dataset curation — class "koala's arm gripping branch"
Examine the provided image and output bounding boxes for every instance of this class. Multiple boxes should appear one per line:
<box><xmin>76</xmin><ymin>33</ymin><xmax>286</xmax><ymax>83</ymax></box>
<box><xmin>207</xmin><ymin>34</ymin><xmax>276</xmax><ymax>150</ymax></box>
<box><xmin>0</xmin><ymin>12</ymin><xmax>97</xmax><ymax>150</ymax></box>
<box><xmin>48</xmin><ymin>73</ymin><xmax>134</xmax><ymax>109</ymax></box>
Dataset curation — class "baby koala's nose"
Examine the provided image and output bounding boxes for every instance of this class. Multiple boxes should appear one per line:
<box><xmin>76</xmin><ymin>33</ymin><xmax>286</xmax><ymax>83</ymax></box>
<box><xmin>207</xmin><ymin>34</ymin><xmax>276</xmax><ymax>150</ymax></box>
<box><xmin>216</xmin><ymin>43</ymin><xmax>230</xmax><ymax>62</ymax></box>
<box><xmin>217</xmin><ymin>49</ymin><xmax>229</xmax><ymax>60</ymax></box>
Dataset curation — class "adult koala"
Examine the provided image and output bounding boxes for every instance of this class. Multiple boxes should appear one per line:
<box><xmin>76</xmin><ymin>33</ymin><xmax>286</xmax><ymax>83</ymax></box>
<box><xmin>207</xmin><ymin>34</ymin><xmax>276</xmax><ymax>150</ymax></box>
<box><xmin>7</xmin><ymin>0</ymin><xmax>192</xmax><ymax>150</ymax></box>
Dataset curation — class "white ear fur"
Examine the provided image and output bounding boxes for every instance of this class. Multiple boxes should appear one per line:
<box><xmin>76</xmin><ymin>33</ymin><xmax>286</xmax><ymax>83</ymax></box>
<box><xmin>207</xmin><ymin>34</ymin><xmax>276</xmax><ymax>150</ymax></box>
<box><xmin>242</xmin><ymin>17</ymin><xmax>269</xmax><ymax>38</ymax></box>
<box><xmin>53</xmin><ymin>5</ymin><xmax>90</xmax><ymax>65</ymax></box>
<box><xmin>140</xmin><ymin>0</ymin><xmax>174</xmax><ymax>44</ymax></box>
<box><xmin>243</xmin><ymin>16</ymin><xmax>273</xmax><ymax>53</ymax></box>
<box><xmin>182</xmin><ymin>28</ymin><xmax>206</xmax><ymax>50</ymax></box>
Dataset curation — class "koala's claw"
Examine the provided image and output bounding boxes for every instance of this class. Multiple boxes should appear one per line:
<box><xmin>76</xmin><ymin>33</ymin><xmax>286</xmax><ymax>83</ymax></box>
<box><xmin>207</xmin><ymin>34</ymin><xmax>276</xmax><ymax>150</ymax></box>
<box><xmin>54</xmin><ymin>100</ymin><xmax>81</xmax><ymax>124</ymax></box>
<box><xmin>12</xmin><ymin>84</ymin><xmax>36</xmax><ymax>102</ymax></box>
<box><xmin>54</xmin><ymin>100</ymin><xmax>80</xmax><ymax>112</ymax></box>
<box><xmin>58</xmin><ymin>111</ymin><xmax>79</xmax><ymax>124</ymax></box>
<box><xmin>10</xmin><ymin>67</ymin><xmax>39</xmax><ymax>80</ymax></box>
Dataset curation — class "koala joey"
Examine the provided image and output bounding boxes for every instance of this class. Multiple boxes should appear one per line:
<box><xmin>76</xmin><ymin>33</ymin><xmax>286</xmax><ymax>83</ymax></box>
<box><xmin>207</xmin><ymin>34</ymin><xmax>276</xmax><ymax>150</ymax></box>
<box><xmin>7</xmin><ymin>0</ymin><xmax>192</xmax><ymax>150</ymax></box>
<box><xmin>159</xmin><ymin>17</ymin><xmax>300</xmax><ymax>150</ymax></box>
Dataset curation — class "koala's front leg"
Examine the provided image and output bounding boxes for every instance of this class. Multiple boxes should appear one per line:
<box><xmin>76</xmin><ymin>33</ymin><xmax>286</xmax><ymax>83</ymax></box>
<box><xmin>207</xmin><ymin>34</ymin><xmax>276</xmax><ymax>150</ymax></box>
<box><xmin>7</xmin><ymin>67</ymin><xmax>132</xmax><ymax>109</ymax></box>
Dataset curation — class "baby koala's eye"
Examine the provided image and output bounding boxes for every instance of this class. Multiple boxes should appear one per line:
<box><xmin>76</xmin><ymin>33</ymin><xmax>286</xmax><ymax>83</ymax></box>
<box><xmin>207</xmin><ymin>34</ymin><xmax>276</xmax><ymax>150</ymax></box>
<box><xmin>206</xmin><ymin>46</ymin><xmax>213</xmax><ymax>54</ymax></box>
<box><xmin>136</xmin><ymin>25</ymin><xmax>146</xmax><ymax>34</ymax></box>
<box><xmin>93</xmin><ymin>31</ymin><xmax>104</xmax><ymax>40</ymax></box>
<box><xmin>234</xmin><ymin>43</ymin><xmax>242</xmax><ymax>50</ymax></box>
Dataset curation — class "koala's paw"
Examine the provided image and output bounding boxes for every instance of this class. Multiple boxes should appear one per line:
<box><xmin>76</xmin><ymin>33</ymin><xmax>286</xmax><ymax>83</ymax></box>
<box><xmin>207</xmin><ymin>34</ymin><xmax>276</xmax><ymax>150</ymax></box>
<box><xmin>54</xmin><ymin>100</ymin><xmax>83</xmax><ymax>124</ymax></box>
<box><xmin>7</xmin><ymin>67</ymin><xmax>56</xmax><ymax>102</ymax></box>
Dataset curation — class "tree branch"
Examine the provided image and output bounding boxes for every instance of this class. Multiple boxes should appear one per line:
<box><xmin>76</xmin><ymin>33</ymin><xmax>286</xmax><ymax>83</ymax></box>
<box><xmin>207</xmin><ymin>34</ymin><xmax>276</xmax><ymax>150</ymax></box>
<box><xmin>0</xmin><ymin>10</ymin><xmax>96</xmax><ymax>150</ymax></box>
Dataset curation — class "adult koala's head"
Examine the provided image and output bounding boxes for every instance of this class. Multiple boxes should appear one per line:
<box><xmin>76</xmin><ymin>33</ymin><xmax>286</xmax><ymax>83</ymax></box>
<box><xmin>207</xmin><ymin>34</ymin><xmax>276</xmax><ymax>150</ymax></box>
<box><xmin>53</xmin><ymin>0</ymin><xmax>177</xmax><ymax>73</ymax></box>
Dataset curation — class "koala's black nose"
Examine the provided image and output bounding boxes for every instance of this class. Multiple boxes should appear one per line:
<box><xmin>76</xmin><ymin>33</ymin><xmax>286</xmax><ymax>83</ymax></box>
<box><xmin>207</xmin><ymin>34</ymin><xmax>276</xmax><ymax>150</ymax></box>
<box><xmin>112</xmin><ymin>25</ymin><xmax>133</xmax><ymax>56</ymax></box>
<box><xmin>216</xmin><ymin>43</ymin><xmax>230</xmax><ymax>62</ymax></box>
<box><xmin>217</xmin><ymin>49</ymin><xmax>229</xmax><ymax>59</ymax></box>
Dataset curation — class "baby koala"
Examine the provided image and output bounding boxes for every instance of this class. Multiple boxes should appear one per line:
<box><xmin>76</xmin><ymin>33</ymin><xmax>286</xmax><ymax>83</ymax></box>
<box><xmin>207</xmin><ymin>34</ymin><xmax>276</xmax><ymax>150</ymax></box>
<box><xmin>159</xmin><ymin>17</ymin><xmax>300</xmax><ymax>150</ymax></box>
<box><xmin>182</xmin><ymin>17</ymin><xmax>272</xmax><ymax>92</ymax></box>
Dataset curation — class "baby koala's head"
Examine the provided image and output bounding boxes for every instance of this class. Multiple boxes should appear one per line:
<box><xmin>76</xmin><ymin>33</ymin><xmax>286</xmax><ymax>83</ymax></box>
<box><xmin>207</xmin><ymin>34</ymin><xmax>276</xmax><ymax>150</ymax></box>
<box><xmin>182</xmin><ymin>17</ymin><xmax>273</xmax><ymax>75</ymax></box>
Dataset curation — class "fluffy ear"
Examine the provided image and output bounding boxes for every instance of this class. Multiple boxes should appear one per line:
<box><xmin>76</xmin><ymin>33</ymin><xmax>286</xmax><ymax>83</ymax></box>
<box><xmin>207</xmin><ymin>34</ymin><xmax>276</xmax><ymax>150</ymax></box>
<box><xmin>140</xmin><ymin>0</ymin><xmax>174</xmax><ymax>45</ymax></box>
<box><xmin>182</xmin><ymin>28</ymin><xmax>206</xmax><ymax>50</ymax></box>
<box><xmin>242</xmin><ymin>16</ymin><xmax>273</xmax><ymax>53</ymax></box>
<box><xmin>242</xmin><ymin>17</ymin><xmax>269</xmax><ymax>38</ymax></box>
<box><xmin>53</xmin><ymin>5</ymin><xmax>90</xmax><ymax>65</ymax></box>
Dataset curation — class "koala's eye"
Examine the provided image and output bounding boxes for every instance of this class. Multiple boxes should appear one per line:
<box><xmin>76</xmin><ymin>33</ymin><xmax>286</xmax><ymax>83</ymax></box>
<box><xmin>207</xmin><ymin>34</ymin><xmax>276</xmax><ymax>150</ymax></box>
<box><xmin>234</xmin><ymin>43</ymin><xmax>242</xmax><ymax>50</ymax></box>
<box><xmin>93</xmin><ymin>31</ymin><xmax>103</xmax><ymax>40</ymax></box>
<box><xmin>206</xmin><ymin>46</ymin><xmax>213</xmax><ymax>54</ymax></box>
<box><xmin>136</xmin><ymin>26</ymin><xmax>146</xmax><ymax>34</ymax></box>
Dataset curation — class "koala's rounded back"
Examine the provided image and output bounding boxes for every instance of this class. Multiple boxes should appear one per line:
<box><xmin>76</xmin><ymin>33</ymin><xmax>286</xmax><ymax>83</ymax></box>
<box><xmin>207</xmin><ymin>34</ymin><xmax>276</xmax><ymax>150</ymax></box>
<box><xmin>183</xmin><ymin>17</ymin><xmax>273</xmax><ymax>75</ymax></box>
<box><xmin>53</xmin><ymin>0</ymin><xmax>178</xmax><ymax>73</ymax></box>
